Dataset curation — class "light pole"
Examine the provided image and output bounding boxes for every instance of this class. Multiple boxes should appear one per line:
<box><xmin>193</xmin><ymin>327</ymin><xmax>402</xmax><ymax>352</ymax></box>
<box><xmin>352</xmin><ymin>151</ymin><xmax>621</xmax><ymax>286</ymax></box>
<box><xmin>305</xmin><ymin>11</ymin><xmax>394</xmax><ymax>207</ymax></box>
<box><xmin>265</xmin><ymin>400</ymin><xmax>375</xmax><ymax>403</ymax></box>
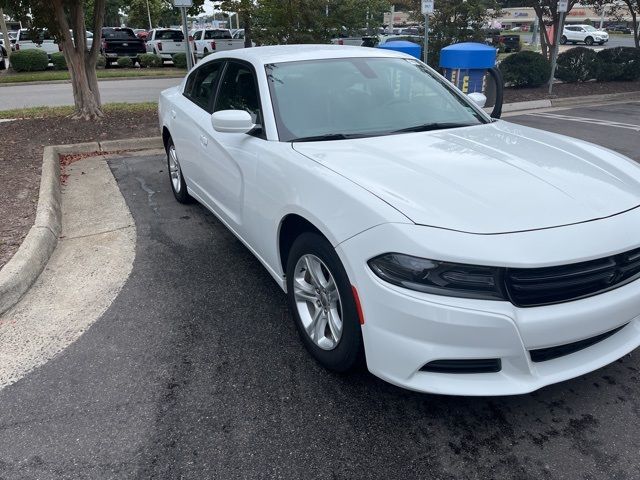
<box><xmin>146</xmin><ymin>0</ymin><xmax>153</xmax><ymax>30</ymax></box>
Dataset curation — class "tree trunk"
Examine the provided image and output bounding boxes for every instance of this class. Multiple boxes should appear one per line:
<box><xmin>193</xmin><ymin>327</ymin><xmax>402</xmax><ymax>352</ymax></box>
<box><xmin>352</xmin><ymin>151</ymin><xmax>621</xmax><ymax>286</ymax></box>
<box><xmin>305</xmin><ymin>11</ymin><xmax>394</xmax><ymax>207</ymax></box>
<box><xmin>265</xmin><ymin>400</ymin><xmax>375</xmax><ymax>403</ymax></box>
<box><xmin>0</xmin><ymin>8</ymin><xmax>11</xmax><ymax>63</ymax></box>
<box><xmin>52</xmin><ymin>0</ymin><xmax>105</xmax><ymax>120</ymax></box>
<box><xmin>629</xmin><ymin>3</ymin><xmax>640</xmax><ymax>48</ymax></box>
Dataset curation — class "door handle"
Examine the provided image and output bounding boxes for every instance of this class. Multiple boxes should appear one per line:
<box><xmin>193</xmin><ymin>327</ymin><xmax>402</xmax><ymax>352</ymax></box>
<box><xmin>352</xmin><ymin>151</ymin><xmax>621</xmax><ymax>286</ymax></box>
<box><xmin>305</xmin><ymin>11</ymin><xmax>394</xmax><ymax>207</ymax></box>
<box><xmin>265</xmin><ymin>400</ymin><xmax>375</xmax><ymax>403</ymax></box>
<box><xmin>200</xmin><ymin>135</ymin><xmax>208</xmax><ymax>146</ymax></box>
<box><xmin>170</xmin><ymin>109</ymin><xmax>177</xmax><ymax>119</ymax></box>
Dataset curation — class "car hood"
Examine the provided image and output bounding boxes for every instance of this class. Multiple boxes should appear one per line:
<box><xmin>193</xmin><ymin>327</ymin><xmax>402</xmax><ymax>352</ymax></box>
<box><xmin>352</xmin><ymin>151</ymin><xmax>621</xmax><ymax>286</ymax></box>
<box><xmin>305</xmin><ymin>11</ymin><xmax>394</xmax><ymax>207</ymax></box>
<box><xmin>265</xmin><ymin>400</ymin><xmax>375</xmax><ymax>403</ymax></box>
<box><xmin>292</xmin><ymin>122</ymin><xmax>640</xmax><ymax>234</ymax></box>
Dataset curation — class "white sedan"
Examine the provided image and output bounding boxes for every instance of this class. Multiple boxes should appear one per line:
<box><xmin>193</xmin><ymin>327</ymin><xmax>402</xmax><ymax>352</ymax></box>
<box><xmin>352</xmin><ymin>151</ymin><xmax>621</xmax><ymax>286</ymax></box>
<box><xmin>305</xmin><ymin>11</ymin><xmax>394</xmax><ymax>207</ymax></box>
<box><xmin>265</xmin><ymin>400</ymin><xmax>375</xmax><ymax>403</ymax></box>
<box><xmin>158</xmin><ymin>45</ymin><xmax>640</xmax><ymax>396</ymax></box>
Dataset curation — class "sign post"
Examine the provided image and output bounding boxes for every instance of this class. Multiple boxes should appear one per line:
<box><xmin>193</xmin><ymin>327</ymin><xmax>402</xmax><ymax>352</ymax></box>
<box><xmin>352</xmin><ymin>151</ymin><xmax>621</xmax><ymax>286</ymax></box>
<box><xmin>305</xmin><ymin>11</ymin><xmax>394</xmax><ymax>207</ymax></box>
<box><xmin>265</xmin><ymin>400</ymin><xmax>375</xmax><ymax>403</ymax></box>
<box><xmin>548</xmin><ymin>0</ymin><xmax>568</xmax><ymax>94</ymax></box>
<box><xmin>173</xmin><ymin>0</ymin><xmax>194</xmax><ymax>70</ymax></box>
<box><xmin>421</xmin><ymin>0</ymin><xmax>434</xmax><ymax>64</ymax></box>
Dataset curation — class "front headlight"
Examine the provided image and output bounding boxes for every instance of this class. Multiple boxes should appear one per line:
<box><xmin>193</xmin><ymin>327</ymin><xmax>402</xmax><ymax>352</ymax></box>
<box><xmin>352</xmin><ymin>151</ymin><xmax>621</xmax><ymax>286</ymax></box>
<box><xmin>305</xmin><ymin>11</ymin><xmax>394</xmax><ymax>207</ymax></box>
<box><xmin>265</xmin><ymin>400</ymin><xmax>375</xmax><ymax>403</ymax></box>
<box><xmin>368</xmin><ymin>253</ymin><xmax>506</xmax><ymax>300</ymax></box>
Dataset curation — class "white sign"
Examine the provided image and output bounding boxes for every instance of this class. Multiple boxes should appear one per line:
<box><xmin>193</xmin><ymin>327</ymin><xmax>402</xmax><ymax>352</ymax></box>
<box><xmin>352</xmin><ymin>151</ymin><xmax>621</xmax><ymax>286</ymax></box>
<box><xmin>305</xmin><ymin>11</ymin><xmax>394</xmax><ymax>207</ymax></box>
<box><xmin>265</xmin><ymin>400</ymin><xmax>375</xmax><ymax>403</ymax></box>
<box><xmin>422</xmin><ymin>0</ymin><xmax>434</xmax><ymax>14</ymax></box>
<box><xmin>558</xmin><ymin>0</ymin><xmax>568</xmax><ymax>13</ymax></box>
<box><xmin>173</xmin><ymin>0</ymin><xmax>193</xmax><ymax>7</ymax></box>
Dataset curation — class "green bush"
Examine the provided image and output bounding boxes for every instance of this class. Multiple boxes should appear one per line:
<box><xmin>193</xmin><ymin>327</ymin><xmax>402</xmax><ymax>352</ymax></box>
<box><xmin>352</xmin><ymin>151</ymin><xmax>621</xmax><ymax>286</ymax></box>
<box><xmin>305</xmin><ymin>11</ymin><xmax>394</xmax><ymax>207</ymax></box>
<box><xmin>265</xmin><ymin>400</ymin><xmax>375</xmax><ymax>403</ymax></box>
<box><xmin>139</xmin><ymin>53</ymin><xmax>163</xmax><ymax>68</ymax></box>
<box><xmin>555</xmin><ymin>47</ymin><xmax>599</xmax><ymax>83</ymax></box>
<box><xmin>96</xmin><ymin>54</ymin><xmax>106</xmax><ymax>69</ymax></box>
<box><xmin>50</xmin><ymin>52</ymin><xmax>67</xmax><ymax>70</ymax></box>
<box><xmin>116</xmin><ymin>56</ymin><xmax>133</xmax><ymax>68</ymax></box>
<box><xmin>499</xmin><ymin>51</ymin><xmax>551</xmax><ymax>88</ymax></box>
<box><xmin>172</xmin><ymin>52</ymin><xmax>187</xmax><ymax>69</ymax></box>
<box><xmin>10</xmin><ymin>49</ymin><xmax>49</xmax><ymax>72</ymax></box>
<box><xmin>596</xmin><ymin>47</ymin><xmax>640</xmax><ymax>82</ymax></box>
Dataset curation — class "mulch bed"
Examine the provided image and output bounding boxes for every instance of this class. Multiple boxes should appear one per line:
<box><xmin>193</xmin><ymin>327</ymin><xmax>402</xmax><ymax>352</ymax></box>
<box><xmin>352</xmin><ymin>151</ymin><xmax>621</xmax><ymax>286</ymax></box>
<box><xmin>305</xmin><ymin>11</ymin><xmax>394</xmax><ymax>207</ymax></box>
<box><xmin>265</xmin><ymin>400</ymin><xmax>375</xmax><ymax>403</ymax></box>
<box><xmin>0</xmin><ymin>111</ymin><xmax>159</xmax><ymax>269</ymax></box>
<box><xmin>504</xmin><ymin>79</ymin><xmax>640</xmax><ymax>103</ymax></box>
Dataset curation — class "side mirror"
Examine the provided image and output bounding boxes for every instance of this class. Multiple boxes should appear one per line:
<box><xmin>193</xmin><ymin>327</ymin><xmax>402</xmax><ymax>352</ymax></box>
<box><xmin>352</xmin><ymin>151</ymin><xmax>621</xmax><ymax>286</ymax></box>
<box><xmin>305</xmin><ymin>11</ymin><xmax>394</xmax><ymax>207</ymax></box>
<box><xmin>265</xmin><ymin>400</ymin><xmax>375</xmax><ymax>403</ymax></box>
<box><xmin>467</xmin><ymin>92</ymin><xmax>487</xmax><ymax>108</ymax></box>
<box><xmin>211</xmin><ymin>110</ymin><xmax>255</xmax><ymax>133</ymax></box>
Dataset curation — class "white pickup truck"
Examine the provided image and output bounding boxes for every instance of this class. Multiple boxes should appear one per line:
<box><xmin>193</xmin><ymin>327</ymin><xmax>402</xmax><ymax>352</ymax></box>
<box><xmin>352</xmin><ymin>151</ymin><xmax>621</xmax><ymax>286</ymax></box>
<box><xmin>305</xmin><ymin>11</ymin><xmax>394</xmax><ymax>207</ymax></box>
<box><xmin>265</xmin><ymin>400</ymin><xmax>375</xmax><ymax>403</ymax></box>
<box><xmin>14</xmin><ymin>29</ymin><xmax>93</xmax><ymax>58</ymax></box>
<box><xmin>145</xmin><ymin>29</ymin><xmax>186</xmax><ymax>61</ymax></box>
<box><xmin>192</xmin><ymin>28</ymin><xmax>246</xmax><ymax>59</ymax></box>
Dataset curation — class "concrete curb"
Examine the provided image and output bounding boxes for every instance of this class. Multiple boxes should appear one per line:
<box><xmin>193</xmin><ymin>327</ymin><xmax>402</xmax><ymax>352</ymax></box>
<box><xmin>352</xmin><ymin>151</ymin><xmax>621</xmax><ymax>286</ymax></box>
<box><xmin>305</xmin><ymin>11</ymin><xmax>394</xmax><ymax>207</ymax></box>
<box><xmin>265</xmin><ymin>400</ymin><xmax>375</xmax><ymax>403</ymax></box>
<box><xmin>0</xmin><ymin>136</ymin><xmax>163</xmax><ymax>316</ymax></box>
<box><xmin>502</xmin><ymin>90</ymin><xmax>640</xmax><ymax>113</ymax></box>
<box><xmin>0</xmin><ymin>74</ymin><xmax>184</xmax><ymax>88</ymax></box>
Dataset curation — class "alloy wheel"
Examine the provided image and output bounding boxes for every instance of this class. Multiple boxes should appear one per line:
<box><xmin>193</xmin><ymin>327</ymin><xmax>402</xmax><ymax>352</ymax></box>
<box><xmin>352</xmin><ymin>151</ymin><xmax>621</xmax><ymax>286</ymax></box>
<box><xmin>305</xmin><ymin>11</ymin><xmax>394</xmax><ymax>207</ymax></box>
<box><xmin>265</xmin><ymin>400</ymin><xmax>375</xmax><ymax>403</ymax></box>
<box><xmin>292</xmin><ymin>254</ymin><xmax>343</xmax><ymax>351</ymax></box>
<box><xmin>168</xmin><ymin>144</ymin><xmax>182</xmax><ymax>193</ymax></box>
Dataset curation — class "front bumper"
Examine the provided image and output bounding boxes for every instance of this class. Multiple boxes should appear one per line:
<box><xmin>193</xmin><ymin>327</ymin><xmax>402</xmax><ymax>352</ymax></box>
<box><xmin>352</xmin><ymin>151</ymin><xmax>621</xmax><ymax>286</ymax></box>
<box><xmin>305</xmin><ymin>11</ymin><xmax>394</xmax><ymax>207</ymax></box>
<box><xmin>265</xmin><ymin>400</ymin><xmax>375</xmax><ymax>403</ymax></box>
<box><xmin>338</xmin><ymin>218</ymin><xmax>640</xmax><ymax>396</ymax></box>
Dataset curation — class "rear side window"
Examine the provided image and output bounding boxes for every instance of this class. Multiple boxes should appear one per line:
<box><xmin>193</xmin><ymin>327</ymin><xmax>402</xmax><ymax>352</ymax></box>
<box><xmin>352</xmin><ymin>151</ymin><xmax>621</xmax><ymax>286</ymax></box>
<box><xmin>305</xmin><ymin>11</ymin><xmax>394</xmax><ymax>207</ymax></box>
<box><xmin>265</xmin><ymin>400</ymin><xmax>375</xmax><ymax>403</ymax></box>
<box><xmin>102</xmin><ymin>28</ymin><xmax>137</xmax><ymax>40</ymax></box>
<box><xmin>193</xmin><ymin>30</ymin><xmax>202</xmax><ymax>40</ymax></box>
<box><xmin>184</xmin><ymin>61</ymin><xmax>225</xmax><ymax>112</ymax></box>
<box><xmin>205</xmin><ymin>30</ymin><xmax>231</xmax><ymax>40</ymax></box>
<box><xmin>156</xmin><ymin>30</ymin><xmax>184</xmax><ymax>41</ymax></box>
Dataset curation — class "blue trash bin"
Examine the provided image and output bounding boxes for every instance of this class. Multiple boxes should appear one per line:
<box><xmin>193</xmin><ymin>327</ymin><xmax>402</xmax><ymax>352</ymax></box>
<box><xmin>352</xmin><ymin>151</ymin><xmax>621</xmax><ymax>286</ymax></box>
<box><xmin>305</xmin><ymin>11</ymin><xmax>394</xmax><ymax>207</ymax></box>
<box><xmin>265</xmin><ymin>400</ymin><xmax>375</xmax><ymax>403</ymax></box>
<box><xmin>439</xmin><ymin>42</ymin><xmax>497</xmax><ymax>94</ymax></box>
<box><xmin>377</xmin><ymin>40</ymin><xmax>422</xmax><ymax>60</ymax></box>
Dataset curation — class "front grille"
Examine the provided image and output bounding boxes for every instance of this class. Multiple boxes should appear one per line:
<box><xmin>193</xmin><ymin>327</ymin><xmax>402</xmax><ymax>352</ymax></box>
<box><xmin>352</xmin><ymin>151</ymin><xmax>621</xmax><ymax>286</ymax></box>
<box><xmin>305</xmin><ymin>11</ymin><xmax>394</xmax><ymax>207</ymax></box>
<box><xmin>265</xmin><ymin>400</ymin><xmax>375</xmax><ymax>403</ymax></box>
<box><xmin>420</xmin><ymin>358</ymin><xmax>502</xmax><ymax>374</ymax></box>
<box><xmin>506</xmin><ymin>247</ymin><xmax>640</xmax><ymax>307</ymax></box>
<box><xmin>530</xmin><ymin>324</ymin><xmax>627</xmax><ymax>363</ymax></box>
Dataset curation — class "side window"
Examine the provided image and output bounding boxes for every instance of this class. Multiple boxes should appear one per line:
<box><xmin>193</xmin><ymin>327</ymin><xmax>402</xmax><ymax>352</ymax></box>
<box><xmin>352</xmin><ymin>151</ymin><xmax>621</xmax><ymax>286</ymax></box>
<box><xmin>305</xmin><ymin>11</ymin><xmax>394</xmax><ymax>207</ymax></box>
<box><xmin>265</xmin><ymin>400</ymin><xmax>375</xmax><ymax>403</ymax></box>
<box><xmin>193</xmin><ymin>30</ymin><xmax>202</xmax><ymax>41</ymax></box>
<box><xmin>184</xmin><ymin>61</ymin><xmax>224</xmax><ymax>112</ymax></box>
<box><xmin>214</xmin><ymin>62</ymin><xmax>262</xmax><ymax>125</ymax></box>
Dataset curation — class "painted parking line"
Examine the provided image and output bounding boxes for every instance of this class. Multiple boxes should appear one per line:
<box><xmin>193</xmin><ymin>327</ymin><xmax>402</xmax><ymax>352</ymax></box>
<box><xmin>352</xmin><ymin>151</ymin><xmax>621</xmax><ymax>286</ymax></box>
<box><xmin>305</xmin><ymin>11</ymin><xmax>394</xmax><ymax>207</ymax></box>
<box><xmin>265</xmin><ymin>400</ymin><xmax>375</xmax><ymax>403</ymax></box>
<box><xmin>526</xmin><ymin>112</ymin><xmax>640</xmax><ymax>131</ymax></box>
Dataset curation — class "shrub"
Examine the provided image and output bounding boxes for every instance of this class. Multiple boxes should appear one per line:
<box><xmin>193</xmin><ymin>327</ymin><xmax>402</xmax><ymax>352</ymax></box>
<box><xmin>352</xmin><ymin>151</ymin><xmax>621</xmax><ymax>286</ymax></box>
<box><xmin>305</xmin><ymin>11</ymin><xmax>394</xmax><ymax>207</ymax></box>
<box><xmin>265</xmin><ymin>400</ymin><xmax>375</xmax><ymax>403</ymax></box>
<box><xmin>499</xmin><ymin>51</ymin><xmax>551</xmax><ymax>88</ymax></box>
<box><xmin>172</xmin><ymin>52</ymin><xmax>187</xmax><ymax>69</ymax></box>
<box><xmin>10</xmin><ymin>49</ymin><xmax>49</xmax><ymax>72</ymax></box>
<box><xmin>139</xmin><ymin>53</ymin><xmax>163</xmax><ymax>68</ymax></box>
<box><xmin>555</xmin><ymin>47</ymin><xmax>599</xmax><ymax>83</ymax></box>
<box><xmin>117</xmin><ymin>56</ymin><xmax>133</xmax><ymax>68</ymax></box>
<box><xmin>96</xmin><ymin>54</ymin><xmax>106</xmax><ymax>69</ymax></box>
<box><xmin>50</xmin><ymin>51</ymin><xmax>67</xmax><ymax>70</ymax></box>
<box><xmin>596</xmin><ymin>47</ymin><xmax>640</xmax><ymax>82</ymax></box>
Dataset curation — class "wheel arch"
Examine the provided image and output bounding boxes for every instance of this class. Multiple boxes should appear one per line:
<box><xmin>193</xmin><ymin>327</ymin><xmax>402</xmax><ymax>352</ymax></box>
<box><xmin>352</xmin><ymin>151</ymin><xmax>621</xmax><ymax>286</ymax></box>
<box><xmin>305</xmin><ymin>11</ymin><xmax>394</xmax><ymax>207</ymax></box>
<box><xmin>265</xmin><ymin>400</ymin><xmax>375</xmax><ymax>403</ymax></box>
<box><xmin>162</xmin><ymin>126</ymin><xmax>171</xmax><ymax>149</ymax></box>
<box><xmin>278</xmin><ymin>214</ymin><xmax>331</xmax><ymax>275</ymax></box>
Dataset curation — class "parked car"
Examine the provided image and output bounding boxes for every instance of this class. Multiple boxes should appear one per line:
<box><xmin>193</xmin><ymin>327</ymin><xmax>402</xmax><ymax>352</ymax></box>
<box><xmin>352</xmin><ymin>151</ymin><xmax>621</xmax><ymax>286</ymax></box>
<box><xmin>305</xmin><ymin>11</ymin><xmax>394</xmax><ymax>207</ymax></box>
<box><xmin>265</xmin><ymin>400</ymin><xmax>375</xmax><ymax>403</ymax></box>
<box><xmin>0</xmin><ymin>31</ymin><xmax>16</xmax><ymax>55</ymax></box>
<box><xmin>192</xmin><ymin>28</ymin><xmax>245</xmax><ymax>58</ymax></box>
<box><xmin>330</xmin><ymin>36</ymin><xmax>365</xmax><ymax>46</ymax></box>
<box><xmin>14</xmin><ymin>29</ymin><xmax>59</xmax><ymax>58</ymax></box>
<box><xmin>606</xmin><ymin>24</ymin><xmax>632</xmax><ymax>34</ymax></box>
<box><xmin>159</xmin><ymin>45</ymin><xmax>640</xmax><ymax>396</ymax></box>
<box><xmin>133</xmin><ymin>28</ymin><xmax>149</xmax><ymax>40</ymax></box>
<box><xmin>146</xmin><ymin>28</ymin><xmax>185</xmax><ymax>62</ymax></box>
<box><xmin>561</xmin><ymin>25</ymin><xmax>609</xmax><ymax>45</ymax></box>
<box><xmin>485</xmin><ymin>29</ymin><xmax>521</xmax><ymax>53</ymax></box>
<box><xmin>101</xmin><ymin>27</ymin><xmax>146</xmax><ymax>65</ymax></box>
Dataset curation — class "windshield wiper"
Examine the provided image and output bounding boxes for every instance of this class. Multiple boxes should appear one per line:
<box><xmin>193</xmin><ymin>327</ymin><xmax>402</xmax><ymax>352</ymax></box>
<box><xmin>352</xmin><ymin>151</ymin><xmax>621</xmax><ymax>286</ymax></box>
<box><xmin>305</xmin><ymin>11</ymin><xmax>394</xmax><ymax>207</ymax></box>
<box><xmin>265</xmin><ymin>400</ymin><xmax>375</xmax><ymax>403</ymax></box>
<box><xmin>391</xmin><ymin>122</ymin><xmax>476</xmax><ymax>134</ymax></box>
<box><xmin>290</xmin><ymin>133</ymin><xmax>369</xmax><ymax>142</ymax></box>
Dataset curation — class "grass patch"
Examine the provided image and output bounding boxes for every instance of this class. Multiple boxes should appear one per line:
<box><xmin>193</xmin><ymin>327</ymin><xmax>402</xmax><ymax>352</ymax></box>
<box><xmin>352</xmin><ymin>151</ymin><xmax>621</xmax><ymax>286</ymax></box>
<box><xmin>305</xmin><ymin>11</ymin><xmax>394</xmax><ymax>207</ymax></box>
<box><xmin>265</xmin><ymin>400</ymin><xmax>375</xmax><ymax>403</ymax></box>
<box><xmin>0</xmin><ymin>102</ymin><xmax>158</xmax><ymax>119</ymax></box>
<box><xmin>0</xmin><ymin>68</ymin><xmax>185</xmax><ymax>84</ymax></box>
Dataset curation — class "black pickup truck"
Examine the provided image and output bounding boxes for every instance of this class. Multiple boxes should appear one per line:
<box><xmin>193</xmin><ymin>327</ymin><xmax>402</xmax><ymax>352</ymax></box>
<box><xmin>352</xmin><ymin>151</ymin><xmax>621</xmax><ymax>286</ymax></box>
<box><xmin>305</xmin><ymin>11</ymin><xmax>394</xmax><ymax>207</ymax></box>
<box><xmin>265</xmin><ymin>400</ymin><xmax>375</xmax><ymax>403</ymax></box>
<box><xmin>101</xmin><ymin>27</ymin><xmax>146</xmax><ymax>65</ymax></box>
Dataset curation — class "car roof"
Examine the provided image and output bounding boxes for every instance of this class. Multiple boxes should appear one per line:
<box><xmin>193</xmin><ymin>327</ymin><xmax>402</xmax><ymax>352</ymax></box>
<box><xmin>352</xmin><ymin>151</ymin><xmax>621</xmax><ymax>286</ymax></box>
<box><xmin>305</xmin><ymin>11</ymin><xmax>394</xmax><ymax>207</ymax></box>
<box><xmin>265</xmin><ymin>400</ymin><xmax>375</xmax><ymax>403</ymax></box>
<box><xmin>203</xmin><ymin>44</ymin><xmax>409</xmax><ymax>65</ymax></box>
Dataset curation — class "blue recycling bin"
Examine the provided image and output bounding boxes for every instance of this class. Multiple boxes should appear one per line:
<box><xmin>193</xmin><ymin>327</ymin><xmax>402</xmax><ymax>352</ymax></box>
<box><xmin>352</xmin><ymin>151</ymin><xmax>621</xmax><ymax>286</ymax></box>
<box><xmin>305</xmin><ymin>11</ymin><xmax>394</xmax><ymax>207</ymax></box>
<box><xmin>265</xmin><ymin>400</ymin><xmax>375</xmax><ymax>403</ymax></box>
<box><xmin>377</xmin><ymin>40</ymin><xmax>422</xmax><ymax>60</ymax></box>
<box><xmin>439</xmin><ymin>42</ymin><xmax>497</xmax><ymax>94</ymax></box>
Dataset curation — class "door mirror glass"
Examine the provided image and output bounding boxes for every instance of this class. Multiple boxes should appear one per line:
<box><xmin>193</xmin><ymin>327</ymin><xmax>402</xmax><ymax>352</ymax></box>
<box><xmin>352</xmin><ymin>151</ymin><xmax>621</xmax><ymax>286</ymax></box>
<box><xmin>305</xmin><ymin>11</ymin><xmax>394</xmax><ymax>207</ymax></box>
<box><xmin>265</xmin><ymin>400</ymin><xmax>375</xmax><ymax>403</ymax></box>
<box><xmin>467</xmin><ymin>92</ymin><xmax>487</xmax><ymax>108</ymax></box>
<box><xmin>211</xmin><ymin>110</ymin><xmax>255</xmax><ymax>133</ymax></box>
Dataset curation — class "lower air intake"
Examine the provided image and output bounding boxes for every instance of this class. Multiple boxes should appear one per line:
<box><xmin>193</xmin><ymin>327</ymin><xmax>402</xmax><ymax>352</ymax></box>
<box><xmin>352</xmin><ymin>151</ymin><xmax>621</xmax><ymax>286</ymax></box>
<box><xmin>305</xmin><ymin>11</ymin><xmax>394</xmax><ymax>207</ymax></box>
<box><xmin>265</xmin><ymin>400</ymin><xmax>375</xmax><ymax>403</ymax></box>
<box><xmin>420</xmin><ymin>358</ymin><xmax>502</xmax><ymax>374</ymax></box>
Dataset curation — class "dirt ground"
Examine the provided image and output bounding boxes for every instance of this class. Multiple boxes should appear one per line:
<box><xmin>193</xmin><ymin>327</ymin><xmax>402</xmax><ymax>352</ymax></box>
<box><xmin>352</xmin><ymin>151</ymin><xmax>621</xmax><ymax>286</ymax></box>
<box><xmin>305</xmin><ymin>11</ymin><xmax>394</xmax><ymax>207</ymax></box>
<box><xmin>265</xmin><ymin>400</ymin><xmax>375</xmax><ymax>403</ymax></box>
<box><xmin>0</xmin><ymin>110</ymin><xmax>159</xmax><ymax>269</ymax></box>
<box><xmin>504</xmin><ymin>79</ymin><xmax>640</xmax><ymax>103</ymax></box>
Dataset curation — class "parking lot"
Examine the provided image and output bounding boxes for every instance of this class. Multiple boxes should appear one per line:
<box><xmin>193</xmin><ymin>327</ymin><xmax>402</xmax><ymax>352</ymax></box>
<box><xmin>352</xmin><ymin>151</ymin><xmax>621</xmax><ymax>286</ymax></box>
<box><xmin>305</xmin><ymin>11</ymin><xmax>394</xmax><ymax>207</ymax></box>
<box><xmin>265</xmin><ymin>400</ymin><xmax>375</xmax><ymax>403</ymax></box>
<box><xmin>0</xmin><ymin>102</ymin><xmax>639</xmax><ymax>479</ymax></box>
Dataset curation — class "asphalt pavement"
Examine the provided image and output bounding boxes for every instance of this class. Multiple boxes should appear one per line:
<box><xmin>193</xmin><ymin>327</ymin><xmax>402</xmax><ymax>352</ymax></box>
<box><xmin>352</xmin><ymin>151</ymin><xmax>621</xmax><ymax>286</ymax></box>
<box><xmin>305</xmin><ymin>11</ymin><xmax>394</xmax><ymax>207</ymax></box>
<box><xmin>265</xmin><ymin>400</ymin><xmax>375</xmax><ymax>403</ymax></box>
<box><xmin>0</xmin><ymin>102</ymin><xmax>639</xmax><ymax>479</ymax></box>
<box><xmin>0</xmin><ymin>77</ymin><xmax>181</xmax><ymax>110</ymax></box>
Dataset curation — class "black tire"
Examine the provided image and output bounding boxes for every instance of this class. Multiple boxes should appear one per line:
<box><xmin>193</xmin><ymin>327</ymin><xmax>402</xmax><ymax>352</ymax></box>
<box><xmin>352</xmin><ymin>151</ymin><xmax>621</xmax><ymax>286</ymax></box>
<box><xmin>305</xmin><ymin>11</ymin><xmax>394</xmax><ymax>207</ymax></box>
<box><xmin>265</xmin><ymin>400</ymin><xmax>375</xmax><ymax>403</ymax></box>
<box><xmin>560</xmin><ymin>35</ymin><xmax>567</xmax><ymax>45</ymax></box>
<box><xmin>286</xmin><ymin>232</ymin><xmax>364</xmax><ymax>372</ymax></box>
<box><xmin>165</xmin><ymin>136</ymin><xmax>193</xmax><ymax>204</ymax></box>
<box><xmin>599</xmin><ymin>41</ymin><xmax>605</xmax><ymax>45</ymax></box>
<box><xmin>0</xmin><ymin>59</ymin><xmax>5</xmax><ymax>70</ymax></box>
<box><xmin>585</xmin><ymin>36</ymin><xmax>594</xmax><ymax>45</ymax></box>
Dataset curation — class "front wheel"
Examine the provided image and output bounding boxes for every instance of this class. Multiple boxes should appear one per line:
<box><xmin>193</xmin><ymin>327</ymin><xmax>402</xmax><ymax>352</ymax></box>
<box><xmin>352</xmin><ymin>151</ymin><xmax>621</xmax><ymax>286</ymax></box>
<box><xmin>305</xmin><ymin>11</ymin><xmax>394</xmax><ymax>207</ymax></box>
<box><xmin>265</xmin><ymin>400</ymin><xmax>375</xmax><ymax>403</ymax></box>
<box><xmin>560</xmin><ymin>35</ymin><xmax>567</xmax><ymax>45</ymax></box>
<box><xmin>166</xmin><ymin>137</ymin><xmax>192</xmax><ymax>203</ymax></box>
<box><xmin>286</xmin><ymin>232</ymin><xmax>364</xmax><ymax>372</ymax></box>
<box><xmin>585</xmin><ymin>36</ymin><xmax>594</xmax><ymax>45</ymax></box>
<box><xmin>599</xmin><ymin>41</ymin><xmax>605</xmax><ymax>45</ymax></box>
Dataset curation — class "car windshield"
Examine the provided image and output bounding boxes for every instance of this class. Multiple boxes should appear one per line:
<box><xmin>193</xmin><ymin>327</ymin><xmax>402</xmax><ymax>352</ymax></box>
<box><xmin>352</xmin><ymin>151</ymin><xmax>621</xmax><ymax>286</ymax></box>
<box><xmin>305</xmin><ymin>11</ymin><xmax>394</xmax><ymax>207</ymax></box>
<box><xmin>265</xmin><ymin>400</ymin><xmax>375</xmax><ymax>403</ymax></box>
<box><xmin>156</xmin><ymin>30</ymin><xmax>184</xmax><ymax>40</ymax></box>
<box><xmin>583</xmin><ymin>26</ymin><xmax>597</xmax><ymax>32</ymax></box>
<box><xmin>265</xmin><ymin>57</ymin><xmax>487</xmax><ymax>142</ymax></box>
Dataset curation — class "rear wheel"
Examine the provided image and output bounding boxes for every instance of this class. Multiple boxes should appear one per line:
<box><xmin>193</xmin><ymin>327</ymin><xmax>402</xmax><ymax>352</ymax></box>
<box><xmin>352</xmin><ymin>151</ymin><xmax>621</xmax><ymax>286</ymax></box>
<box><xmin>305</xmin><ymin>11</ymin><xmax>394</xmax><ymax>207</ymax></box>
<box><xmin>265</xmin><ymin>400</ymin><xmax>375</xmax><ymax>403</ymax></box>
<box><xmin>560</xmin><ymin>35</ymin><xmax>567</xmax><ymax>45</ymax></box>
<box><xmin>585</xmin><ymin>36</ymin><xmax>594</xmax><ymax>45</ymax></box>
<box><xmin>165</xmin><ymin>136</ymin><xmax>192</xmax><ymax>204</ymax></box>
<box><xmin>286</xmin><ymin>232</ymin><xmax>364</xmax><ymax>372</ymax></box>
